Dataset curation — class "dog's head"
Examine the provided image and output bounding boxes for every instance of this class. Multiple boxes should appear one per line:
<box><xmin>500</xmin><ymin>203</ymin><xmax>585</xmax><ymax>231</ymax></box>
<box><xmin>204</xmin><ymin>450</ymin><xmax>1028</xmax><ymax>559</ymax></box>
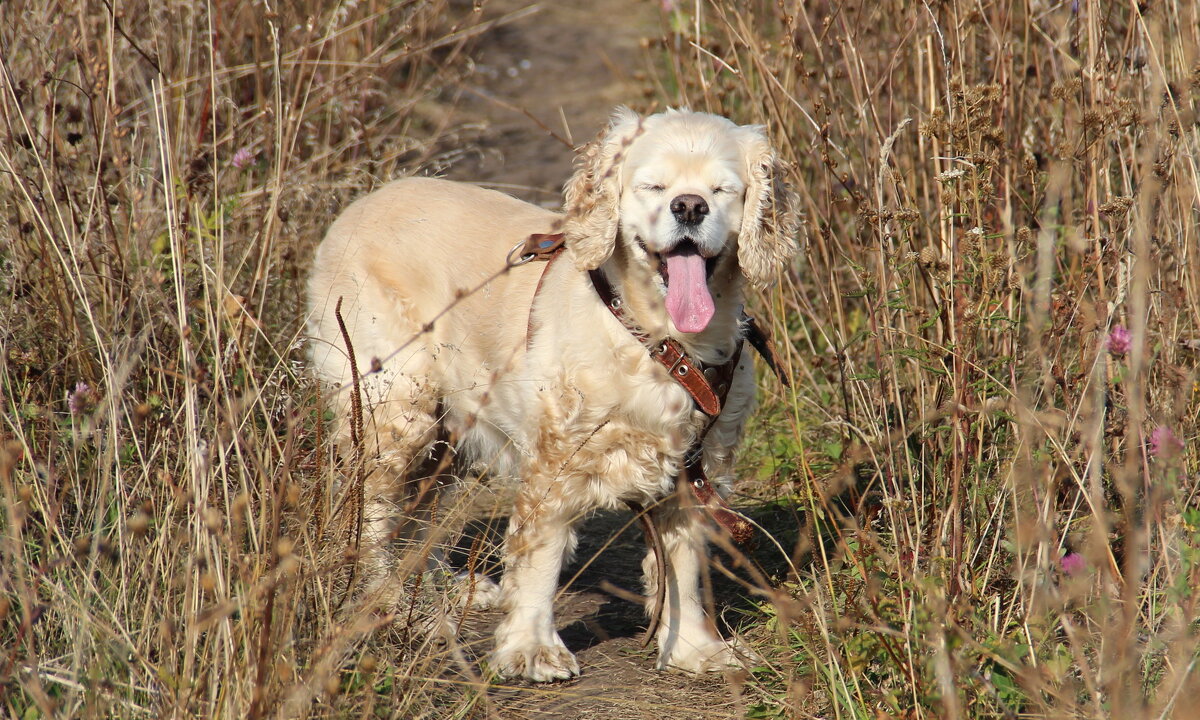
<box><xmin>564</xmin><ymin>107</ymin><xmax>798</xmax><ymax>334</ymax></box>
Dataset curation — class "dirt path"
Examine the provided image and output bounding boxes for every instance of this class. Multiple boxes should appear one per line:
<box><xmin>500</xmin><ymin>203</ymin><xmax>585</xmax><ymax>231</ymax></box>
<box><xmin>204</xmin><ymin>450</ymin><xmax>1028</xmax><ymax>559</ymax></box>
<box><xmin>435</xmin><ymin>2</ymin><xmax>761</xmax><ymax>717</ymax></box>
<box><xmin>446</xmin><ymin>505</ymin><xmax>758</xmax><ymax>719</ymax></box>
<box><xmin>443</xmin><ymin>0</ymin><xmax>656</xmax><ymax>203</ymax></box>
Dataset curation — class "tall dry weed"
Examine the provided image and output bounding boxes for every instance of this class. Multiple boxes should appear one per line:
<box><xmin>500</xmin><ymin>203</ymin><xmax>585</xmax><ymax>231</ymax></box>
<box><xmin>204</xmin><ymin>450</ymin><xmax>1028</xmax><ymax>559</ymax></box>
<box><xmin>658</xmin><ymin>0</ymin><xmax>1199</xmax><ymax>717</ymax></box>
<box><xmin>0</xmin><ymin>1</ymin><xmax>504</xmax><ymax>716</ymax></box>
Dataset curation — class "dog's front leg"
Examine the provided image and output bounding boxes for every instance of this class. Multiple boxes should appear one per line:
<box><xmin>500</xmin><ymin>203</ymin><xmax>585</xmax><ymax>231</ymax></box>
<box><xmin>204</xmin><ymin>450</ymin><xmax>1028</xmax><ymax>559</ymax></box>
<box><xmin>643</xmin><ymin>495</ymin><xmax>739</xmax><ymax>673</ymax></box>
<box><xmin>491</xmin><ymin>486</ymin><xmax>581</xmax><ymax>682</ymax></box>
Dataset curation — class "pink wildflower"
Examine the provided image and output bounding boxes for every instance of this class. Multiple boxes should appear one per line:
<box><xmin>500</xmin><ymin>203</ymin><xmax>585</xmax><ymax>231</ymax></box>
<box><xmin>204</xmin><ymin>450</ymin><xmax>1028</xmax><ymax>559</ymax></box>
<box><xmin>1060</xmin><ymin>553</ymin><xmax>1086</xmax><ymax>577</ymax></box>
<box><xmin>1106</xmin><ymin>325</ymin><xmax>1131</xmax><ymax>355</ymax></box>
<box><xmin>68</xmin><ymin>381</ymin><xmax>94</xmax><ymax>415</ymax></box>
<box><xmin>232</xmin><ymin>147</ymin><xmax>254</xmax><ymax>169</ymax></box>
<box><xmin>1149</xmin><ymin>425</ymin><xmax>1184</xmax><ymax>459</ymax></box>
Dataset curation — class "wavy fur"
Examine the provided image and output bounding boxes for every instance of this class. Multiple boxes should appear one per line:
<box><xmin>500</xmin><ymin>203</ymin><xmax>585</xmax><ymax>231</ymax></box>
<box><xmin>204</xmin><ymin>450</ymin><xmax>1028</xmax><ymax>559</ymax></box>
<box><xmin>735</xmin><ymin>124</ymin><xmax>801</xmax><ymax>288</ymax></box>
<box><xmin>562</xmin><ymin>107</ymin><xmax>642</xmax><ymax>270</ymax></box>
<box><xmin>306</xmin><ymin>109</ymin><xmax>796</xmax><ymax>683</ymax></box>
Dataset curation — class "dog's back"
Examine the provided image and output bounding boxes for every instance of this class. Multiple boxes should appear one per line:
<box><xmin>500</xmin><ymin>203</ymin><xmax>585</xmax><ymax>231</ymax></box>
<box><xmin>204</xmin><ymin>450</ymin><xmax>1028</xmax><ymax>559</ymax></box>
<box><xmin>306</xmin><ymin>177</ymin><xmax>561</xmax><ymax>460</ymax></box>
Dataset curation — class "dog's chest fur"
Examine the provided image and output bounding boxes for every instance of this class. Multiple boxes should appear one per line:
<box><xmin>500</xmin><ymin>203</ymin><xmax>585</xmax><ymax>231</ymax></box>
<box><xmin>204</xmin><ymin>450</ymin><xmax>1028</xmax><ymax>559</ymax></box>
<box><xmin>452</xmin><ymin>265</ymin><xmax>714</xmax><ymax>508</ymax></box>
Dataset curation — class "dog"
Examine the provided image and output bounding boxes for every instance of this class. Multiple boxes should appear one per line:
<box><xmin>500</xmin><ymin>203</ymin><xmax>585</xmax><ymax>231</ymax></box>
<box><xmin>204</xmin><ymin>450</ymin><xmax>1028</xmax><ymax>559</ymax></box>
<box><xmin>306</xmin><ymin>107</ymin><xmax>797</xmax><ymax>681</ymax></box>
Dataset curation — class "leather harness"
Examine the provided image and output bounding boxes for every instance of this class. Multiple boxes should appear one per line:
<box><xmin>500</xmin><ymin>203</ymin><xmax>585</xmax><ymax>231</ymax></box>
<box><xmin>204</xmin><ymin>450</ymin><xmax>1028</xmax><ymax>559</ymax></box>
<box><xmin>514</xmin><ymin>232</ymin><xmax>790</xmax><ymax>546</ymax></box>
<box><xmin>513</xmin><ymin>230</ymin><xmax>790</xmax><ymax>645</ymax></box>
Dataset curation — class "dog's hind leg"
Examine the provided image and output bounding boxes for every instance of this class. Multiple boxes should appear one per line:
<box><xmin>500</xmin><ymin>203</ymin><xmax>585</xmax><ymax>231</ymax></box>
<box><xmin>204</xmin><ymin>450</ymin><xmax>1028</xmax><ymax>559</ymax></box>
<box><xmin>327</xmin><ymin>360</ymin><xmax>448</xmax><ymax>610</ymax></box>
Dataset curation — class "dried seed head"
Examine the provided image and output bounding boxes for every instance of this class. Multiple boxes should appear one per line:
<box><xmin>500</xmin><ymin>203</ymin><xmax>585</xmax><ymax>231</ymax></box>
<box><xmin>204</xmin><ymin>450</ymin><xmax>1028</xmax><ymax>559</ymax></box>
<box><xmin>959</xmin><ymin>229</ymin><xmax>982</xmax><ymax>256</ymax></box>
<box><xmin>128</xmin><ymin>511</ymin><xmax>151</xmax><ymax>537</ymax></box>
<box><xmin>1099</xmin><ymin>196</ymin><xmax>1134</xmax><ymax>218</ymax></box>
<box><xmin>1050</xmin><ymin>77</ymin><xmax>1082</xmax><ymax>100</ymax></box>
<box><xmin>359</xmin><ymin>654</ymin><xmax>378</xmax><ymax>673</ymax></box>
<box><xmin>919</xmin><ymin>246</ymin><xmax>941</xmax><ymax>266</ymax></box>
<box><xmin>286</xmin><ymin>483</ymin><xmax>301</xmax><ymax>508</ymax></box>
<box><xmin>960</xmin><ymin>306</ymin><xmax>979</xmax><ymax>329</ymax></box>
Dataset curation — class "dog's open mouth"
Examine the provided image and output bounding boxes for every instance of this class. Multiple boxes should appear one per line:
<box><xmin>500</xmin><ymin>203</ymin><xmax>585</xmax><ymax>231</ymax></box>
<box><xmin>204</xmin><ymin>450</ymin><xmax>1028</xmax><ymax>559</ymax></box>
<box><xmin>656</xmin><ymin>239</ymin><xmax>716</xmax><ymax>334</ymax></box>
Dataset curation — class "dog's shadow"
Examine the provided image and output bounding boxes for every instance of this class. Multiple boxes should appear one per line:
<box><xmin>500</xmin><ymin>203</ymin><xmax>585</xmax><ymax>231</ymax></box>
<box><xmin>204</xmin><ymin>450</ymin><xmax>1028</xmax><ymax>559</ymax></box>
<box><xmin>448</xmin><ymin>499</ymin><xmax>807</xmax><ymax>656</ymax></box>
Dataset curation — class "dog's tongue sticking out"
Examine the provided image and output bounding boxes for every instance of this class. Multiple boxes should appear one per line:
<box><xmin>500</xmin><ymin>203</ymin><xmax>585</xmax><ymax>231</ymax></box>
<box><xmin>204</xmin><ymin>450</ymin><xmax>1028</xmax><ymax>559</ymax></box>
<box><xmin>664</xmin><ymin>244</ymin><xmax>715</xmax><ymax>333</ymax></box>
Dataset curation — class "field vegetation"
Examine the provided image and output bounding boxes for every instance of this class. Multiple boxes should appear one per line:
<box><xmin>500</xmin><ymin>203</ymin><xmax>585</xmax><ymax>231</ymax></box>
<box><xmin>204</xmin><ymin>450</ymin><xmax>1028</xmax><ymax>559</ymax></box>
<box><xmin>1</xmin><ymin>0</ymin><xmax>1197</xmax><ymax>718</ymax></box>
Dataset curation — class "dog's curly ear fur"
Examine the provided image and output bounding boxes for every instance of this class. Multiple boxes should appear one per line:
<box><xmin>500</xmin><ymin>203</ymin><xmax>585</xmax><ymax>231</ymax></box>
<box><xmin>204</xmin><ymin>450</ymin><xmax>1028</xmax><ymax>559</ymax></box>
<box><xmin>563</xmin><ymin>107</ymin><xmax>643</xmax><ymax>271</ymax></box>
<box><xmin>736</xmin><ymin>125</ymin><xmax>800</xmax><ymax>288</ymax></box>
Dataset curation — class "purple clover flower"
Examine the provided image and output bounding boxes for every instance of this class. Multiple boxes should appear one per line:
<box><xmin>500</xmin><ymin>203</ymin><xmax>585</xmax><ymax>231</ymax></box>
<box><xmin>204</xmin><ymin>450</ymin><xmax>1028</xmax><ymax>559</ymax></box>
<box><xmin>1107</xmin><ymin>325</ymin><xmax>1131</xmax><ymax>355</ymax></box>
<box><xmin>68</xmin><ymin>381</ymin><xmax>93</xmax><ymax>415</ymax></box>
<box><xmin>1060</xmin><ymin>552</ymin><xmax>1086</xmax><ymax>577</ymax></box>
<box><xmin>232</xmin><ymin>147</ymin><xmax>254</xmax><ymax>169</ymax></box>
<box><xmin>1149</xmin><ymin>426</ymin><xmax>1184</xmax><ymax>459</ymax></box>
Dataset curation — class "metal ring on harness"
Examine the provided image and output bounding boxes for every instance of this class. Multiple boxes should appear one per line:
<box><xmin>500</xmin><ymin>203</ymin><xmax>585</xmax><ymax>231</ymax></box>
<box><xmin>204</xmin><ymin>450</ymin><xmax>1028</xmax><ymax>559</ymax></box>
<box><xmin>506</xmin><ymin>239</ymin><xmax>537</xmax><ymax>267</ymax></box>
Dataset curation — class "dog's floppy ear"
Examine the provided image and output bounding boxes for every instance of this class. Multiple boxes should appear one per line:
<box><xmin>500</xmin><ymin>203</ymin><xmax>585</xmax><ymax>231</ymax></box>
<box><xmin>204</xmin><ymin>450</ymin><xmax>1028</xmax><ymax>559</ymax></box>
<box><xmin>563</xmin><ymin>107</ymin><xmax>642</xmax><ymax>271</ymax></box>
<box><xmin>736</xmin><ymin>124</ymin><xmax>800</xmax><ymax>288</ymax></box>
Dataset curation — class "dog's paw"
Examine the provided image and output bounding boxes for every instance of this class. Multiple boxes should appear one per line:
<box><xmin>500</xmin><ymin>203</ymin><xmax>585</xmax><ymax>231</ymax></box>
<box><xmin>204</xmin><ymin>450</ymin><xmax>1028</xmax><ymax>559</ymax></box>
<box><xmin>454</xmin><ymin>572</ymin><xmax>501</xmax><ymax>609</ymax></box>
<box><xmin>491</xmin><ymin>637</ymin><xmax>581</xmax><ymax>682</ymax></box>
<box><xmin>658</xmin><ymin>637</ymin><xmax>749</xmax><ymax>674</ymax></box>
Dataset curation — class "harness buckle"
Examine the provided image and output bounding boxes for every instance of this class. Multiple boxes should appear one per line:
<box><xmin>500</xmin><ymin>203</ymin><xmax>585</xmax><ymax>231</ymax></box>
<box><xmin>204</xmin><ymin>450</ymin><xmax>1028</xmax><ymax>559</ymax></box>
<box><xmin>657</xmin><ymin>340</ymin><xmax>689</xmax><ymax>376</ymax></box>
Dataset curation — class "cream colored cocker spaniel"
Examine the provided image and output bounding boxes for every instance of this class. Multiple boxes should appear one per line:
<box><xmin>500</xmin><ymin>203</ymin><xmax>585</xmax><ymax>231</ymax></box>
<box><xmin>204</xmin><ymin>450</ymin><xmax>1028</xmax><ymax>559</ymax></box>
<box><xmin>306</xmin><ymin>108</ymin><xmax>798</xmax><ymax>681</ymax></box>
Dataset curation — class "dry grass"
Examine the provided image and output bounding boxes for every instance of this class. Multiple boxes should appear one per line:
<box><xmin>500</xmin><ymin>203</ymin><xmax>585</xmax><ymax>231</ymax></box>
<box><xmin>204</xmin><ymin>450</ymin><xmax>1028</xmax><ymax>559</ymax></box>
<box><xmin>1</xmin><ymin>0</ymin><xmax>1198</xmax><ymax>718</ymax></box>
<box><xmin>0</xmin><ymin>1</ymin><xmax>501</xmax><ymax>716</ymax></box>
<box><xmin>655</xmin><ymin>0</ymin><xmax>1200</xmax><ymax>717</ymax></box>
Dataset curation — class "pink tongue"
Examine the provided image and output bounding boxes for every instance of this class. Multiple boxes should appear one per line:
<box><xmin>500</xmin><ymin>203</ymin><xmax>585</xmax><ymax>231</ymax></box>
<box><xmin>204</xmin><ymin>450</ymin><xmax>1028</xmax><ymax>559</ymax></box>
<box><xmin>664</xmin><ymin>249</ymin><xmax>715</xmax><ymax>333</ymax></box>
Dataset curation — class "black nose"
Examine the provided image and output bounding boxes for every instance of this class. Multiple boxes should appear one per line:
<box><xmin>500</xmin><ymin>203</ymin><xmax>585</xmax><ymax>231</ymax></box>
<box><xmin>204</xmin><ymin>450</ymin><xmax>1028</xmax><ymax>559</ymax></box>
<box><xmin>670</xmin><ymin>194</ymin><xmax>709</xmax><ymax>225</ymax></box>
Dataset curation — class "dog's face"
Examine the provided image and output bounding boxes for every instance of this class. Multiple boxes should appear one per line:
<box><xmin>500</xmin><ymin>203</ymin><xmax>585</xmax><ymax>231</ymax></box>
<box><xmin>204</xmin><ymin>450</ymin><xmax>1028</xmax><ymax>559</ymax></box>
<box><xmin>618</xmin><ymin>115</ymin><xmax>748</xmax><ymax>332</ymax></box>
<box><xmin>564</xmin><ymin>108</ymin><xmax>798</xmax><ymax>335</ymax></box>
<box><xmin>619</xmin><ymin>114</ymin><xmax>748</xmax><ymax>259</ymax></box>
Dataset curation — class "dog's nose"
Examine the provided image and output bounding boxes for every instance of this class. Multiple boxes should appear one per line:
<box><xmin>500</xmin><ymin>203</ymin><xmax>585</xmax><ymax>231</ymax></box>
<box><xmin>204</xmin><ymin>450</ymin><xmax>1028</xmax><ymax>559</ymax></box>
<box><xmin>670</xmin><ymin>194</ymin><xmax>709</xmax><ymax>225</ymax></box>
